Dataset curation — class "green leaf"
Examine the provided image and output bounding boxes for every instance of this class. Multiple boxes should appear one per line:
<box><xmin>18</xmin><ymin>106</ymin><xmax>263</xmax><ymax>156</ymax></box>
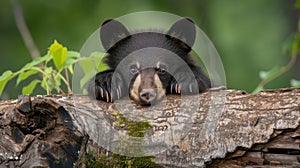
<box><xmin>259</xmin><ymin>67</ymin><xmax>279</xmax><ymax>80</ymax></box>
<box><xmin>0</xmin><ymin>70</ymin><xmax>16</xmax><ymax>96</ymax></box>
<box><xmin>0</xmin><ymin>70</ymin><xmax>13</xmax><ymax>81</ymax></box>
<box><xmin>68</xmin><ymin>65</ymin><xmax>74</xmax><ymax>74</ymax></box>
<box><xmin>16</xmin><ymin>69</ymin><xmax>39</xmax><ymax>85</ymax></box>
<box><xmin>49</xmin><ymin>40</ymin><xmax>67</xmax><ymax>71</ymax></box>
<box><xmin>76</xmin><ymin>52</ymin><xmax>108</xmax><ymax>92</ymax></box>
<box><xmin>80</xmin><ymin>71</ymin><xmax>95</xmax><ymax>89</ymax></box>
<box><xmin>90</xmin><ymin>52</ymin><xmax>108</xmax><ymax>72</ymax></box>
<box><xmin>67</xmin><ymin>51</ymin><xmax>80</xmax><ymax>58</ymax></box>
<box><xmin>97</xmin><ymin>61</ymin><xmax>109</xmax><ymax>72</ymax></box>
<box><xmin>90</xmin><ymin>51</ymin><xmax>106</xmax><ymax>60</ymax></box>
<box><xmin>291</xmin><ymin>79</ymin><xmax>300</xmax><ymax>87</ymax></box>
<box><xmin>58</xmin><ymin>55</ymin><xmax>78</xmax><ymax>74</ymax></box>
<box><xmin>21</xmin><ymin>54</ymin><xmax>50</xmax><ymax>70</ymax></box>
<box><xmin>78</xmin><ymin>59</ymin><xmax>95</xmax><ymax>73</ymax></box>
<box><xmin>63</xmin><ymin>58</ymin><xmax>77</xmax><ymax>69</ymax></box>
<box><xmin>22</xmin><ymin>79</ymin><xmax>40</xmax><ymax>95</ymax></box>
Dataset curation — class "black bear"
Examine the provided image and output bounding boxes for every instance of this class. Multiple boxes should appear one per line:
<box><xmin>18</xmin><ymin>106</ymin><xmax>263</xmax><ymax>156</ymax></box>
<box><xmin>88</xmin><ymin>18</ymin><xmax>211</xmax><ymax>105</ymax></box>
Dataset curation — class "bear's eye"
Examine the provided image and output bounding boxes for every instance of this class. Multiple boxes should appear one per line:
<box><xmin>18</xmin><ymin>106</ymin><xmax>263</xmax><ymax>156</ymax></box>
<box><xmin>129</xmin><ymin>65</ymin><xmax>139</xmax><ymax>75</ymax></box>
<box><xmin>158</xmin><ymin>64</ymin><xmax>168</xmax><ymax>74</ymax></box>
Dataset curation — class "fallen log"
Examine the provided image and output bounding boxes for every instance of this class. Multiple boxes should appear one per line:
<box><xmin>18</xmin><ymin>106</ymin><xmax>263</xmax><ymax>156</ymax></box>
<box><xmin>0</xmin><ymin>87</ymin><xmax>299</xmax><ymax>167</ymax></box>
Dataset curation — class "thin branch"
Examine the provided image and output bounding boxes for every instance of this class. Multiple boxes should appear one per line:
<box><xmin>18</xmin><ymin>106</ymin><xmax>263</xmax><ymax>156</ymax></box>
<box><xmin>10</xmin><ymin>0</ymin><xmax>40</xmax><ymax>59</ymax></box>
<box><xmin>256</xmin><ymin>36</ymin><xmax>298</xmax><ymax>90</ymax></box>
<box><xmin>65</xmin><ymin>67</ymin><xmax>72</xmax><ymax>95</ymax></box>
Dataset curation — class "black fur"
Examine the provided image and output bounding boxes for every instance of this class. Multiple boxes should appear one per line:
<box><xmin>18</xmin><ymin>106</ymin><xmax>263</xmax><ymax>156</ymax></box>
<box><xmin>88</xmin><ymin>18</ymin><xmax>211</xmax><ymax>104</ymax></box>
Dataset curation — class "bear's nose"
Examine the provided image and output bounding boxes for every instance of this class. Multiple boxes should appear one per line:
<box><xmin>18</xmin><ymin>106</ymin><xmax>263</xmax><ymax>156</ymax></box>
<box><xmin>139</xmin><ymin>89</ymin><xmax>156</xmax><ymax>103</ymax></box>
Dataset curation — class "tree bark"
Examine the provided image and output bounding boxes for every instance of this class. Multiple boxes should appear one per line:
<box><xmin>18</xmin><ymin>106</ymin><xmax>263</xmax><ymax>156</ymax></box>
<box><xmin>0</xmin><ymin>87</ymin><xmax>299</xmax><ymax>167</ymax></box>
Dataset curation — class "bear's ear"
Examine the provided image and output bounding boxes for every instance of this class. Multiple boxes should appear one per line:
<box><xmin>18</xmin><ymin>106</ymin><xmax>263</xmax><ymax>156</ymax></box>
<box><xmin>167</xmin><ymin>18</ymin><xmax>196</xmax><ymax>49</ymax></box>
<box><xmin>100</xmin><ymin>19</ymin><xmax>130</xmax><ymax>51</ymax></box>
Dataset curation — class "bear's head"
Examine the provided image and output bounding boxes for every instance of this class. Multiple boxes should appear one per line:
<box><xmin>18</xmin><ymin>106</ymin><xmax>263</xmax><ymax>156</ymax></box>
<box><xmin>96</xmin><ymin>18</ymin><xmax>202</xmax><ymax>105</ymax></box>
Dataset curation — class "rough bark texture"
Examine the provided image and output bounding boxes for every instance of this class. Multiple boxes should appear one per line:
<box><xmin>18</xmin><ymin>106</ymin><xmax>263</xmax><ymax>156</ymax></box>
<box><xmin>0</xmin><ymin>87</ymin><xmax>299</xmax><ymax>167</ymax></box>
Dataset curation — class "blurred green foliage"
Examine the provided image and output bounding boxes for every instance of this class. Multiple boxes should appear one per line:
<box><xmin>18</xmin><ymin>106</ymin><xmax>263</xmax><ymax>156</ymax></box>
<box><xmin>0</xmin><ymin>40</ymin><xmax>109</xmax><ymax>96</ymax></box>
<box><xmin>0</xmin><ymin>41</ymin><xmax>74</xmax><ymax>96</ymax></box>
<box><xmin>0</xmin><ymin>0</ymin><xmax>297</xmax><ymax>99</ymax></box>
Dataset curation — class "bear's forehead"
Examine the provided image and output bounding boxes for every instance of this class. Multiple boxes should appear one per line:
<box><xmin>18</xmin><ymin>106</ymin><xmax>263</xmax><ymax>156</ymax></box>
<box><xmin>121</xmin><ymin>47</ymin><xmax>184</xmax><ymax>65</ymax></box>
<box><xmin>131</xmin><ymin>32</ymin><xmax>167</xmax><ymax>44</ymax></box>
<box><xmin>106</xmin><ymin>31</ymin><xmax>191</xmax><ymax>69</ymax></box>
<box><xmin>111</xmin><ymin>32</ymin><xmax>183</xmax><ymax>52</ymax></box>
